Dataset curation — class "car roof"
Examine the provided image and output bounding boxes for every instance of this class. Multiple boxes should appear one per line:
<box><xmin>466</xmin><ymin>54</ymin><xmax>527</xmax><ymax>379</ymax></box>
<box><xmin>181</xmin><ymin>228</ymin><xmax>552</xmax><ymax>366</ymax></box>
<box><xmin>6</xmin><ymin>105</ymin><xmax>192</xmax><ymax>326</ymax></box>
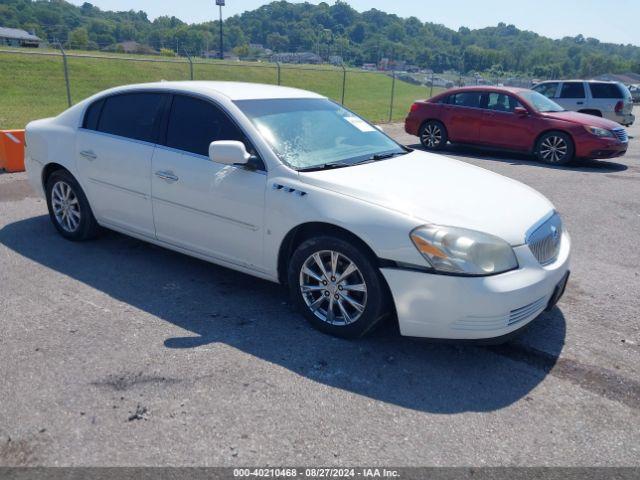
<box><xmin>97</xmin><ymin>81</ymin><xmax>326</xmax><ymax>101</ymax></box>
<box><xmin>441</xmin><ymin>86</ymin><xmax>530</xmax><ymax>95</ymax></box>
<box><xmin>536</xmin><ymin>79</ymin><xmax>620</xmax><ymax>84</ymax></box>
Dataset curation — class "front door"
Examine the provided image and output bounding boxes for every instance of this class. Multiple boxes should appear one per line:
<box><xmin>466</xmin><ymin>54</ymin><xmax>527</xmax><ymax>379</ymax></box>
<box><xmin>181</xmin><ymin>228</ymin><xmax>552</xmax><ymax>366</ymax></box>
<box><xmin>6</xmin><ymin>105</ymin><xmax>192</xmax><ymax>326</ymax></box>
<box><xmin>479</xmin><ymin>92</ymin><xmax>532</xmax><ymax>150</ymax></box>
<box><xmin>151</xmin><ymin>94</ymin><xmax>267</xmax><ymax>271</ymax></box>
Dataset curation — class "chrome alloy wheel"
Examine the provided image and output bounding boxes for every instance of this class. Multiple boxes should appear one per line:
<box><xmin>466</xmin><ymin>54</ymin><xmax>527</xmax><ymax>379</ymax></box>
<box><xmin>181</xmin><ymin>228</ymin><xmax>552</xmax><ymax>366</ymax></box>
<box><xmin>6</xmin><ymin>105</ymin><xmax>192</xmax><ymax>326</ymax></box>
<box><xmin>421</xmin><ymin>124</ymin><xmax>442</xmax><ymax>148</ymax></box>
<box><xmin>51</xmin><ymin>180</ymin><xmax>81</xmax><ymax>233</ymax></box>
<box><xmin>539</xmin><ymin>135</ymin><xmax>568</xmax><ymax>163</ymax></box>
<box><xmin>299</xmin><ymin>250</ymin><xmax>368</xmax><ymax>325</ymax></box>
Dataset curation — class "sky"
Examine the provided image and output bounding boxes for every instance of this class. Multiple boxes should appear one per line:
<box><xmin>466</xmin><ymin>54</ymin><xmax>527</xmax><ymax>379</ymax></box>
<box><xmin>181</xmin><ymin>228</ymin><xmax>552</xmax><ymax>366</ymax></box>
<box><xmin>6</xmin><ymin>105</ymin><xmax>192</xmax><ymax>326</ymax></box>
<box><xmin>67</xmin><ymin>0</ymin><xmax>640</xmax><ymax>46</ymax></box>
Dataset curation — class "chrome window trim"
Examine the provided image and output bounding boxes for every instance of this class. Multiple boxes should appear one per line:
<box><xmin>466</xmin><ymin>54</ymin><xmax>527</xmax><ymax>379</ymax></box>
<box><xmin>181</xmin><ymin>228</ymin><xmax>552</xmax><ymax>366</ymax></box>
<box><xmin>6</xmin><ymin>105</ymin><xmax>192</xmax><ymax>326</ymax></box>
<box><xmin>78</xmin><ymin>127</ymin><xmax>157</xmax><ymax>148</ymax></box>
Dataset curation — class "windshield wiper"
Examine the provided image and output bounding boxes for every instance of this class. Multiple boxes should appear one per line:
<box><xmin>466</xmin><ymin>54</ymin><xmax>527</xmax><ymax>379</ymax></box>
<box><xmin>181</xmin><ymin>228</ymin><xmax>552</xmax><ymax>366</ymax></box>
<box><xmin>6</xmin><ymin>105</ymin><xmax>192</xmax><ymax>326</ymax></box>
<box><xmin>298</xmin><ymin>151</ymin><xmax>407</xmax><ymax>172</ymax></box>
<box><xmin>297</xmin><ymin>162</ymin><xmax>351</xmax><ymax>172</ymax></box>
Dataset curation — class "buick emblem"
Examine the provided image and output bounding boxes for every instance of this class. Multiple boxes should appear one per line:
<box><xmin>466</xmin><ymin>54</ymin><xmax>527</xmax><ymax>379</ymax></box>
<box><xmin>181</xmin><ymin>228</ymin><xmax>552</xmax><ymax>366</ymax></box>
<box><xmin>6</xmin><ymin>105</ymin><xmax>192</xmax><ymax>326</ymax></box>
<box><xmin>550</xmin><ymin>225</ymin><xmax>559</xmax><ymax>242</ymax></box>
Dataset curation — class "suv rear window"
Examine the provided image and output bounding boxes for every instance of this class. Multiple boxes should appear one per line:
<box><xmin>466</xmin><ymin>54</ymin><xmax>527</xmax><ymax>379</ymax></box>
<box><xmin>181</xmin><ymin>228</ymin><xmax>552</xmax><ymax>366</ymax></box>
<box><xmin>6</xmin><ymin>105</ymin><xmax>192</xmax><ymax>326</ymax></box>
<box><xmin>589</xmin><ymin>83</ymin><xmax>624</xmax><ymax>99</ymax></box>
<box><xmin>97</xmin><ymin>93</ymin><xmax>166</xmax><ymax>143</ymax></box>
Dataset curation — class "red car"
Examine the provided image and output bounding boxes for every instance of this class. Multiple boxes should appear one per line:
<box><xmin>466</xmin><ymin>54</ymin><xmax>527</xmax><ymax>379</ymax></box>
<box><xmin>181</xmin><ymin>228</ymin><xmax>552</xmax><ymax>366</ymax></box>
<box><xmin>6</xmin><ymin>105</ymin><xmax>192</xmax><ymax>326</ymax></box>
<box><xmin>405</xmin><ymin>87</ymin><xmax>628</xmax><ymax>165</ymax></box>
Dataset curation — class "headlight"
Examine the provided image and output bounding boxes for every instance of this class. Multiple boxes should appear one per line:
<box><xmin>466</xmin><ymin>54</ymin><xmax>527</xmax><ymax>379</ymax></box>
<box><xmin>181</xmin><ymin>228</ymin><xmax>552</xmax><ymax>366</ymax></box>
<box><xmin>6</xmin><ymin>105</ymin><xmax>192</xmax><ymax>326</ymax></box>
<box><xmin>410</xmin><ymin>225</ymin><xmax>518</xmax><ymax>276</ymax></box>
<box><xmin>583</xmin><ymin>126</ymin><xmax>614</xmax><ymax>138</ymax></box>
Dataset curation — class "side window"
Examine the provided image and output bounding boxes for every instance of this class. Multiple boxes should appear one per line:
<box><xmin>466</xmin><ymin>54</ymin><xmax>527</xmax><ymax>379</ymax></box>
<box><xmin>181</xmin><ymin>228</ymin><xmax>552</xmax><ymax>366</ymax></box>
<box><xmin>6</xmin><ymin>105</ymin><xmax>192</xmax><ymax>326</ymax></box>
<box><xmin>165</xmin><ymin>95</ymin><xmax>255</xmax><ymax>159</ymax></box>
<box><xmin>97</xmin><ymin>93</ymin><xmax>166</xmax><ymax>143</ymax></box>
<box><xmin>486</xmin><ymin>93</ymin><xmax>522</xmax><ymax>113</ymax></box>
<box><xmin>451</xmin><ymin>92</ymin><xmax>483</xmax><ymax>108</ymax></box>
<box><xmin>83</xmin><ymin>98</ymin><xmax>104</xmax><ymax>130</ymax></box>
<box><xmin>589</xmin><ymin>83</ymin><xmax>623</xmax><ymax>99</ymax></box>
<box><xmin>533</xmin><ymin>83</ymin><xmax>559</xmax><ymax>98</ymax></box>
<box><xmin>559</xmin><ymin>82</ymin><xmax>585</xmax><ymax>99</ymax></box>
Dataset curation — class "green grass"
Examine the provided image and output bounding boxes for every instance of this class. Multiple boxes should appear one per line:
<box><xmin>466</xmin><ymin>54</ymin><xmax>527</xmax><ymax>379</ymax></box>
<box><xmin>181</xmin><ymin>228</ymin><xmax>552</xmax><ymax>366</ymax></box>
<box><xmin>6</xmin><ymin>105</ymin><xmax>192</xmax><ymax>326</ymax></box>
<box><xmin>0</xmin><ymin>48</ymin><xmax>442</xmax><ymax>129</ymax></box>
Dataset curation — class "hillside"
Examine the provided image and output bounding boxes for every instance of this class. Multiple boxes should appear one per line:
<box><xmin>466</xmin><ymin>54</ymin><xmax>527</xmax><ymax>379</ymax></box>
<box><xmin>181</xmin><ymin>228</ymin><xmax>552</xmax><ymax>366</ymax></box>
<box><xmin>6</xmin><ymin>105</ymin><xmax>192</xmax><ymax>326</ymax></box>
<box><xmin>1</xmin><ymin>0</ymin><xmax>640</xmax><ymax>78</ymax></box>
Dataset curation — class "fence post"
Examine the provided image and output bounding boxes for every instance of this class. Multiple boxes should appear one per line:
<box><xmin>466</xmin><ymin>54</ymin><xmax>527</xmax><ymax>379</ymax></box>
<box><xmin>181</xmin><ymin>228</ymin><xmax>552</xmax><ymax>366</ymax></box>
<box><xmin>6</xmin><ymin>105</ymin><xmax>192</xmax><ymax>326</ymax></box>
<box><xmin>388</xmin><ymin>70</ymin><xmax>396</xmax><ymax>123</ymax></box>
<box><xmin>429</xmin><ymin>71</ymin><xmax>434</xmax><ymax>98</ymax></box>
<box><xmin>340</xmin><ymin>63</ymin><xmax>346</xmax><ymax>105</ymax></box>
<box><xmin>276</xmin><ymin>62</ymin><xmax>281</xmax><ymax>85</ymax></box>
<box><xmin>57</xmin><ymin>43</ymin><xmax>72</xmax><ymax>107</ymax></box>
<box><xmin>185</xmin><ymin>50</ymin><xmax>194</xmax><ymax>80</ymax></box>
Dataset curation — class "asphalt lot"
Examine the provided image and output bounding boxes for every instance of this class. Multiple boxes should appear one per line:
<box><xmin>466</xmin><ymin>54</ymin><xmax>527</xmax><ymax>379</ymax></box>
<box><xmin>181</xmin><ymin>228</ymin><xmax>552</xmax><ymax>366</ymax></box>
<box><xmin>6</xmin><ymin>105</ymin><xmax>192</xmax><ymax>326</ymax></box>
<box><xmin>1</xmin><ymin>109</ymin><xmax>639</xmax><ymax>467</ymax></box>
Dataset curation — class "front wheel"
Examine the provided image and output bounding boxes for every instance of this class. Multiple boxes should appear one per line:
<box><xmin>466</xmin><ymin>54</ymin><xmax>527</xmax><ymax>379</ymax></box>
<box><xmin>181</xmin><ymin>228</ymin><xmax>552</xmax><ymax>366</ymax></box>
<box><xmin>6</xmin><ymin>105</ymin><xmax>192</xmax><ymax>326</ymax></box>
<box><xmin>419</xmin><ymin>120</ymin><xmax>448</xmax><ymax>150</ymax></box>
<box><xmin>288</xmin><ymin>236</ymin><xmax>390</xmax><ymax>339</ymax></box>
<box><xmin>536</xmin><ymin>132</ymin><xmax>574</xmax><ymax>165</ymax></box>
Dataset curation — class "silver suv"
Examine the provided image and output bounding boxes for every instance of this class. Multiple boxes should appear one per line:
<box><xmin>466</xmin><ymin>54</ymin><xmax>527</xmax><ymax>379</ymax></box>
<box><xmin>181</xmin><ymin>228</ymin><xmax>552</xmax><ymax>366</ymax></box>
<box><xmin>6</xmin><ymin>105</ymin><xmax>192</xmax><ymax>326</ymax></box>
<box><xmin>532</xmin><ymin>80</ymin><xmax>635</xmax><ymax>126</ymax></box>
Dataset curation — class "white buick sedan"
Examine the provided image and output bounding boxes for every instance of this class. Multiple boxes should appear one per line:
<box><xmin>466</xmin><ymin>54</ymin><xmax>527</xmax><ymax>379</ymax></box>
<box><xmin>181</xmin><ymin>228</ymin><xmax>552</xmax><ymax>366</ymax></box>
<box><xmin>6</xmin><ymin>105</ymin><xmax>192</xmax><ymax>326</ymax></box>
<box><xmin>25</xmin><ymin>81</ymin><xmax>570</xmax><ymax>340</ymax></box>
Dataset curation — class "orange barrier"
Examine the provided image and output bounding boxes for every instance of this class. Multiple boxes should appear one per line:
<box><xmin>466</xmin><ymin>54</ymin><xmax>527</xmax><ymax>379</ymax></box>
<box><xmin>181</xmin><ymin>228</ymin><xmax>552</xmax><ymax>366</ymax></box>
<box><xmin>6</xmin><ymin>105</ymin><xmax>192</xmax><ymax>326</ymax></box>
<box><xmin>0</xmin><ymin>130</ymin><xmax>26</xmax><ymax>173</ymax></box>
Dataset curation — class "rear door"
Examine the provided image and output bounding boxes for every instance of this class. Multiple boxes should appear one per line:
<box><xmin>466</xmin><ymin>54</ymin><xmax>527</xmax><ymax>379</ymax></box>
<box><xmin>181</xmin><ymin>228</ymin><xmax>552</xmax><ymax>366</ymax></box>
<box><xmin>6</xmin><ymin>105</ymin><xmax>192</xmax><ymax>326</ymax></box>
<box><xmin>440</xmin><ymin>91</ymin><xmax>485</xmax><ymax>143</ymax></box>
<box><xmin>479</xmin><ymin>92</ymin><xmax>532</xmax><ymax>150</ymax></box>
<box><xmin>151</xmin><ymin>94</ymin><xmax>267</xmax><ymax>271</ymax></box>
<box><xmin>556</xmin><ymin>81</ymin><xmax>587</xmax><ymax>112</ymax></box>
<box><xmin>76</xmin><ymin>92</ymin><xmax>167</xmax><ymax>237</ymax></box>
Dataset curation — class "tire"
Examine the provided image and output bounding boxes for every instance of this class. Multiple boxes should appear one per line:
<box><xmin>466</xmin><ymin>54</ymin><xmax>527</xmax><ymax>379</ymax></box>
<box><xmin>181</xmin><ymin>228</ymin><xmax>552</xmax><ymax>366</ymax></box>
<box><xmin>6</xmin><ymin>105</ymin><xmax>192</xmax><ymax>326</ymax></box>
<box><xmin>287</xmin><ymin>235</ymin><xmax>390</xmax><ymax>339</ymax></box>
<box><xmin>536</xmin><ymin>131</ymin><xmax>574</xmax><ymax>165</ymax></box>
<box><xmin>45</xmin><ymin>170</ymin><xmax>100</xmax><ymax>241</ymax></box>
<box><xmin>419</xmin><ymin>120</ymin><xmax>448</xmax><ymax>150</ymax></box>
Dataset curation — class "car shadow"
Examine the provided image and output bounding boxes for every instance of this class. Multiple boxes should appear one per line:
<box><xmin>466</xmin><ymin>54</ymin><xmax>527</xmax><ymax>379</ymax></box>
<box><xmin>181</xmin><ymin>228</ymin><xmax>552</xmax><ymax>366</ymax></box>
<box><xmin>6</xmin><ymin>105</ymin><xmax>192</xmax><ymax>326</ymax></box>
<box><xmin>408</xmin><ymin>143</ymin><xmax>629</xmax><ymax>173</ymax></box>
<box><xmin>0</xmin><ymin>216</ymin><xmax>567</xmax><ymax>414</ymax></box>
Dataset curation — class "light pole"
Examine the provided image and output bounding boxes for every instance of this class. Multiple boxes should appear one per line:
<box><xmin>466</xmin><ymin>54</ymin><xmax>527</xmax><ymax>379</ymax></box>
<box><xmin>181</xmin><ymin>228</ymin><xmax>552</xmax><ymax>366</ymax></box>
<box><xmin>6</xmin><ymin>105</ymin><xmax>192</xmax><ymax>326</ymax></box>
<box><xmin>216</xmin><ymin>0</ymin><xmax>225</xmax><ymax>60</ymax></box>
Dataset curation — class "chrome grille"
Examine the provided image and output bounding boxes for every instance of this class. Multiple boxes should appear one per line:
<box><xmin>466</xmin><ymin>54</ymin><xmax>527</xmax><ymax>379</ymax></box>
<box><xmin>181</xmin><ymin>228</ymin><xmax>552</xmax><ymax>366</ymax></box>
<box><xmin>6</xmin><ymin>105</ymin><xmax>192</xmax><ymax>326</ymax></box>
<box><xmin>613</xmin><ymin>128</ymin><xmax>628</xmax><ymax>143</ymax></box>
<box><xmin>527</xmin><ymin>213</ymin><xmax>563</xmax><ymax>266</ymax></box>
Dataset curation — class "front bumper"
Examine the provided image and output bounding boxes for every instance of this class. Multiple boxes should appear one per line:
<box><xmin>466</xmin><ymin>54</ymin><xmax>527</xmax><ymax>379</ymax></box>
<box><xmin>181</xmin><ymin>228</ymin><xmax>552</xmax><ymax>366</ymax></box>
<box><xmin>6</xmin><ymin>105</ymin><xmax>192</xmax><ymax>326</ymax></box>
<box><xmin>575</xmin><ymin>136</ymin><xmax>628</xmax><ymax>160</ymax></box>
<box><xmin>381</xmin><ymin>232</ymin><xmax>571</xmax><ymax>340</ymax></box>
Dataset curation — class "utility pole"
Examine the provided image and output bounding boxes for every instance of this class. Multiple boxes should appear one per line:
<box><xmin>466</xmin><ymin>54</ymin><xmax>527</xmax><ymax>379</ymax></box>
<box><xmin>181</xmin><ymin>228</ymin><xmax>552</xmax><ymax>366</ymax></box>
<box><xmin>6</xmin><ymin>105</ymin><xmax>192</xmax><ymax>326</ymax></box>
<box><xmin>216</xmin><ymin>0</ymin><xmax>225</xmax><ymax>60</ymax></box>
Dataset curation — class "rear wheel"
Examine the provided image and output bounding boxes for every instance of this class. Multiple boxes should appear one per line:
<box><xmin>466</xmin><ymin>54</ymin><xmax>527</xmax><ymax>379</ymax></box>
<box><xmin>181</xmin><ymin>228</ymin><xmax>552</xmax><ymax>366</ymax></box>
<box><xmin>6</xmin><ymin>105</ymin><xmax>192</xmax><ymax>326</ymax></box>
<box><xmin>419</xmin><ymin>120</ymin><xmax>448</xmax><ymax>150</ymax></box>
<box><xmin>288</xmin><ymin>235</ymin><xmax>390</xmax><ymax>339</ymax></box>
<box><xmin>45</xmin><ymin>170</ymin><xmax>100</xmax><ymax>241</ymax></box>
<box><xmin>536</xmin><ymin>132</ymin><xmax>574</xmax><ymax>165</ymax></box>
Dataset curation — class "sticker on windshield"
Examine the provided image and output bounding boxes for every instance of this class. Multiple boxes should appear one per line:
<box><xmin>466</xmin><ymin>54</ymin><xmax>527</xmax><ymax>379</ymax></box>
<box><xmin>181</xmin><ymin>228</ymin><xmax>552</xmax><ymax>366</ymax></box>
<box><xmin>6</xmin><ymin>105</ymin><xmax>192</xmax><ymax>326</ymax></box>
<box><xmin>344</xmin><ymin>116</ymin><xmax>376</xmax><ymax>132</ymax></box>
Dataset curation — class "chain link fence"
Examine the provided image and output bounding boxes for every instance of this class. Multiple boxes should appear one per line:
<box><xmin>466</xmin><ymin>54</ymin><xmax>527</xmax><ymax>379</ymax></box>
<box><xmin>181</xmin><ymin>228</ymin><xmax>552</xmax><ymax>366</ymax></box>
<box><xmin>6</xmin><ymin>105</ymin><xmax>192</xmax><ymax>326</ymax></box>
<box><xmin>0</xmin><ymin>46</ymin><xmax>545</xmax><ymax>130</ymax></box>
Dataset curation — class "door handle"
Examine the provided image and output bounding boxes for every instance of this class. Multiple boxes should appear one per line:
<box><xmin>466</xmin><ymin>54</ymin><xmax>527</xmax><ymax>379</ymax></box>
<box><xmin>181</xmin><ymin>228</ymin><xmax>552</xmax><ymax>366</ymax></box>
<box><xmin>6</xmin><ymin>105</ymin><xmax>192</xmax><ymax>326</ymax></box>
<box><xmin>155</xmin><ymin>170</ymin><xmax>179</xmax><ymax>183</ymax></box>
<box><xmin>577</xmin><ymin>101</ymin><xmax>584</xmax><ymax>105</ymax></box>
<box><xmin>80</xmin><ymin>150</ymin><xmax>97</xmax><ymax>160</ymax></box>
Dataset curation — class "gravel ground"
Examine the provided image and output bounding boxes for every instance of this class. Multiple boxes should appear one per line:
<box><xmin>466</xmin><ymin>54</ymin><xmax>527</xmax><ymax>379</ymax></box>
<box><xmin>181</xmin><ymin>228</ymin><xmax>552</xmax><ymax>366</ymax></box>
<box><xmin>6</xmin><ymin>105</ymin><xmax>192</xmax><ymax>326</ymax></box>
<box><xmin>0</xmin><ymin>109</ymin><xmax>639</xmax><ymax>467</ymax></box>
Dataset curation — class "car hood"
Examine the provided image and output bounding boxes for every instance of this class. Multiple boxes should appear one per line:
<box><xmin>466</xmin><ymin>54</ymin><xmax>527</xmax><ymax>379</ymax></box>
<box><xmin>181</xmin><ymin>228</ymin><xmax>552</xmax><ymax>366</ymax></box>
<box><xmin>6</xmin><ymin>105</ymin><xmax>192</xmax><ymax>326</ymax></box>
<box><xmin>299</xmin><ymin>150</ymin><xmax>554</xmax><ymax>245</ymax></box>
<box><xmin>541</xmin><ymin>110</ymin><xmax>621</xmax><ymax>129</ymax></box>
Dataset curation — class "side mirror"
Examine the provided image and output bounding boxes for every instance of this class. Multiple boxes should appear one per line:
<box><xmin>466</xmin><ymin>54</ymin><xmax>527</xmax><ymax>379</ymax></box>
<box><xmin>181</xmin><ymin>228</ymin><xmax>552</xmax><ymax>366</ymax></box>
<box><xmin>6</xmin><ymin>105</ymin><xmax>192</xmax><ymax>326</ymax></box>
<box><xmin>209</xmin><ymin>140</ymin><xmax>251</xmax><ymax>166</ymax></box>
<box><xmin>514</xmin><ymin>106</ymin><xmax>528</xmax><ymax>117</ymax></box>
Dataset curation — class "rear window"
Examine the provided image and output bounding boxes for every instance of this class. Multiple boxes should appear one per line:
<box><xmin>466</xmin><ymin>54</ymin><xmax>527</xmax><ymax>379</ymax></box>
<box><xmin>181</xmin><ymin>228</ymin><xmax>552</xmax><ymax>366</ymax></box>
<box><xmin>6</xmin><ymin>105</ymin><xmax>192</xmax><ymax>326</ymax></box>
<box><xmin>450</xmin><ymin>92</ymin><xmax>483</xmax><ymax>108</ymax></box>
<box><xmin>589</xmin><ymin>83</ymin><xmax>624</xmax><ymax>99</ymax></box>
<box><xmin>97</xmin><ymin>93</ymin><xmax>166</xmax><ymax>143</ymax></box>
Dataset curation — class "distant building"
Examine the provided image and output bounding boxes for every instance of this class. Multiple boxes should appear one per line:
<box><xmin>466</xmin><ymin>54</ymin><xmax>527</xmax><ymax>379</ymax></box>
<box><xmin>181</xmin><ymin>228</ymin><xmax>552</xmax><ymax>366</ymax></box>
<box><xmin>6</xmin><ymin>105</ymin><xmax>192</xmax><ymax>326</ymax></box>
<box><xmin>203</xmin><ymin>51</ymin><xmax>240</xmax><ymax>61</ymax></box>
<box><xmin>0</xmin><ymin>27</ymin><xmax>41</xmax><ymax>48</ymax></box>
<box><xmin>271</xmin><ymin>52</ymin><xmax>321</xmax><ymax>64</ymax></box>
<box><xmin>361</xmin><ymin>63</ymin><xmax>377</xmax><ymax>71</ymax></box>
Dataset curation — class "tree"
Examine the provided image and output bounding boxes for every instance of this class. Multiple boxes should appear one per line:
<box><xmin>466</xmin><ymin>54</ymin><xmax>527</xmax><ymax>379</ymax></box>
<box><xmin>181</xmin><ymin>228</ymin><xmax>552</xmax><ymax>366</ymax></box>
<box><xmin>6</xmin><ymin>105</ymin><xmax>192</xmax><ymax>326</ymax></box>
<box><xmin>68</xmin><ymin>27</ymin><xmax>89</xmax><ymax>49</ymax></box>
